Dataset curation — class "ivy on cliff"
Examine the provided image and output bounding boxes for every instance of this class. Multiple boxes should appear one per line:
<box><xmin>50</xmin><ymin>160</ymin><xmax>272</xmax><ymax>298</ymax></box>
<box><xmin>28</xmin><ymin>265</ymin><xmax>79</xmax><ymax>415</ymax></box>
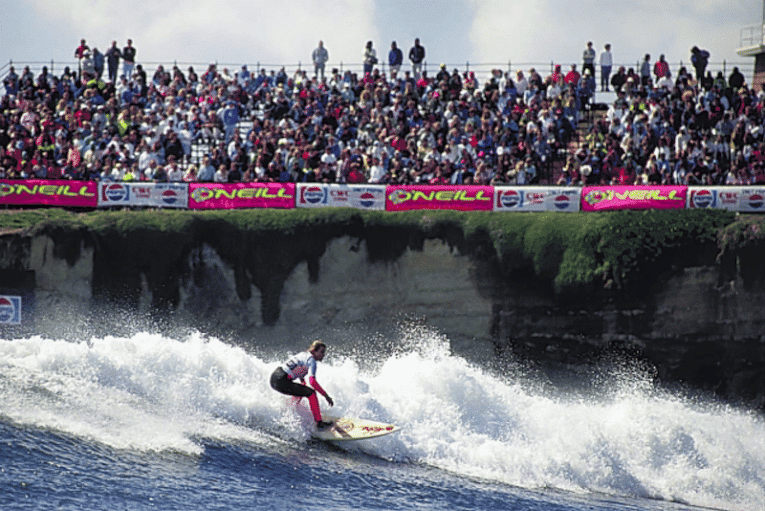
<box><xmin>0</xmin><ymin>207</ymin><xmax>740</xmax><ymax>308</ymax></box>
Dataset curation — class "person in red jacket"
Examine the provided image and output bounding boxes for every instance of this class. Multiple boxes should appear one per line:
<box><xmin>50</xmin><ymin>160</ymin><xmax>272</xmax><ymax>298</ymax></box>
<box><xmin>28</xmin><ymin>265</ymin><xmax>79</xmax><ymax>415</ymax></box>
<box><xmin>653</xmin><ymin>54</ymin><xmax>670</xmax><ymax>82</ymax></box>
<box><xmin>564</xmin><ymin>64</ymin><xmax>581</xmax><ymax>88</ymax></box>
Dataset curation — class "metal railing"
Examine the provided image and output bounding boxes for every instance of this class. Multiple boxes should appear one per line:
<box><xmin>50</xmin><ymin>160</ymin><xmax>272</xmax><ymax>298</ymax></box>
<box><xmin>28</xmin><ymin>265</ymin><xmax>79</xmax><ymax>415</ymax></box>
<box><xmin>1</xmin><ymin>58</ymin><xmax>756</xmax><ymax>85</ymax></box>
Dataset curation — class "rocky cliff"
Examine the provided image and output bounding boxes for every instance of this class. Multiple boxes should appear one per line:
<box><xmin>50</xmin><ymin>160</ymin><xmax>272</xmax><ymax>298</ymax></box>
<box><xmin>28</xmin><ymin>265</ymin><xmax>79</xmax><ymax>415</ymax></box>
<box><xmin>0</xmin><ymin>209</ymin><xmax>763</xmax><ymax>409</ymax></box>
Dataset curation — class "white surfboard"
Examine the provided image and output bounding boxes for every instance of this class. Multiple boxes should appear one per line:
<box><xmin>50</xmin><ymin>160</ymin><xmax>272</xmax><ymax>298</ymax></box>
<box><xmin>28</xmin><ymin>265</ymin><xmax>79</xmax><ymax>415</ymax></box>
<box><xmin>312</xmin><ymin>416</ymin><xmax>399</xmax><ymax>442</ymax></box>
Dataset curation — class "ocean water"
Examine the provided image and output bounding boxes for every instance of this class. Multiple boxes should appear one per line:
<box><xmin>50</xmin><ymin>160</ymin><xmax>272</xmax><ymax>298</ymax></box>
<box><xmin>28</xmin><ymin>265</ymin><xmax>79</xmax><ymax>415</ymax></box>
<box><xmin>1</xmin><ymin>326</ymin><xmax>764</xmax><ymax>511</ymax></box>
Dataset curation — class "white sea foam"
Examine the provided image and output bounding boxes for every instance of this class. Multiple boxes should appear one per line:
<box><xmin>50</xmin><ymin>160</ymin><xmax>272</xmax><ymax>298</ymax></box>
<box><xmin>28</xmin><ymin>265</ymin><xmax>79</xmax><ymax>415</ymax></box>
<box><xmin>0</xmin><ymin>329</ymin><xmax>763</xmax><ymax>510</ymax></box>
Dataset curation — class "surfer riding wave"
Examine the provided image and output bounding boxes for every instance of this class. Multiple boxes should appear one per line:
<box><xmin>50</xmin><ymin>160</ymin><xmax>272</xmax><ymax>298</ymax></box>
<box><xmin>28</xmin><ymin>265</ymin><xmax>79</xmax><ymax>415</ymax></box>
<box><xmin>270</xmin><ymin>340</ymin><xmax>335</xmax><ymax>429</ymax></box>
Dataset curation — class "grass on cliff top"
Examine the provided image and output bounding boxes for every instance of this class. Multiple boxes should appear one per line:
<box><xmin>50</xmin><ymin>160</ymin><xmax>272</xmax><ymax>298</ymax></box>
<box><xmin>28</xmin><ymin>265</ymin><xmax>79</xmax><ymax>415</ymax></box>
<box><xmin>0</xmin><ymin>207</ymin><xmax>741</xmax><ymax>292</ymax></box>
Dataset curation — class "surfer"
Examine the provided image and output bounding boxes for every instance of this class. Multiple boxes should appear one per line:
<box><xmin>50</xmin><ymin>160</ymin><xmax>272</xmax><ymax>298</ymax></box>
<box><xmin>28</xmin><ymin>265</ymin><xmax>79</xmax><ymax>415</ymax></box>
<box><xmin>270</xmin><ymin>340</ymin><xmax>335</xmax><ymax>429</ymax></box>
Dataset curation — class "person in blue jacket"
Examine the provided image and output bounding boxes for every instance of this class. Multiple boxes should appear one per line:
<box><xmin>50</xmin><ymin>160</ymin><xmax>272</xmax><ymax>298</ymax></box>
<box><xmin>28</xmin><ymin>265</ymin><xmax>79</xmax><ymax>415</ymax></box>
<box><xmin>388</xmin><ymin>41</ymin><xmax>403</xmax><ymax>81</ymax></box>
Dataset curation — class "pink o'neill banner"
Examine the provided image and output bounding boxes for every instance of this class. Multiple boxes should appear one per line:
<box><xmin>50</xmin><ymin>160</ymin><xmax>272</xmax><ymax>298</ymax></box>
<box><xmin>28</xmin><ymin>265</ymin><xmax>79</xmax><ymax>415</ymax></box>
<box><xmin>188</xmin><ymin>182</ymin><xmax>296</xmax><ymax>209</ymax></box>
<box><xmin>386</xmin><ymin>185</ymin><xmax>494</xmax><ymax>211</ymax></box>
<box><xmin>581</xmin><ymin>186</ymin><xmax>687</xmax><ymax>212</ymax></box>
<box><xmin>0</xmin><ymin>179</ymin><xmax>98</xmax><ymax>207</ymax></box>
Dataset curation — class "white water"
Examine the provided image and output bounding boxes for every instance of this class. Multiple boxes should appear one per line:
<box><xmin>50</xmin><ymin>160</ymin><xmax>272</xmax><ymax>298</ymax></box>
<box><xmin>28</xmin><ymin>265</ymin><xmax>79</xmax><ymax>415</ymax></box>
<box><xmin>1</xmin><ymin>329</ymin><xmax>763</xmax><ymax>511</ymax></box>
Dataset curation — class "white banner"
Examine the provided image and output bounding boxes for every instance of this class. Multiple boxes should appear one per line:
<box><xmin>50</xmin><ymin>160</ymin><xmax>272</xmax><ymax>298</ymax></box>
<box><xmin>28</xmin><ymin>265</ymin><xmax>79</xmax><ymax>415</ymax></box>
<box><xmin>687</xmin><ymin>186</ymin><xmax>765</xmax><ymax>212</ymax></box>
<box><xmin>296</xmin><ymin>184</ymin><xmax>386</xmax><ymax>210</ymax></box>
<box><xmin>494</xmin><ymin>187</ymin><xmax>581</xmax><ymax>212</ymax></box>
<box><xmin>98</xmin><ymin>182</ymin><xmax>189</xmax><ymax>208</ymax></box>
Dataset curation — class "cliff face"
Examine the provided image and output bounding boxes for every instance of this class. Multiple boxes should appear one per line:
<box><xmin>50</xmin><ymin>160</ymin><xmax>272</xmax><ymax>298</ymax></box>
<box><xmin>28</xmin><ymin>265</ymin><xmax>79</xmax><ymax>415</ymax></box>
<box><xmin>0</xmin><ymin>211</ymin><xmax>764</xmax><ymax>409</ymax></box>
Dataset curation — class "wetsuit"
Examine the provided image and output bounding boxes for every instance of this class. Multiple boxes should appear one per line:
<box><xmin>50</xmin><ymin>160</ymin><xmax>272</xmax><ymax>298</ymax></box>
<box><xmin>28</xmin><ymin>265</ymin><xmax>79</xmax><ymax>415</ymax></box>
<box><xmin>270</xmin><ymin>351</ymin><xmax>329</xmax><ymax>422</ymax></box>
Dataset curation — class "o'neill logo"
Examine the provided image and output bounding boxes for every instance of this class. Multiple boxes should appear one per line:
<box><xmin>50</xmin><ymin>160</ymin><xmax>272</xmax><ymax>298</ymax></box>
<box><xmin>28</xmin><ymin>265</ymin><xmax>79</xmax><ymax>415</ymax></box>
<box><xmin>584</xmin><ymin>188</ymin><xmax>684</xmax><ymax>206</ymax></box>
<box><xmin>388</xmin><ymin>188</ymin><xmax>491</xmax><ymax>205</ymax></box>
<box><xmin>0</xmin><ymin>295</ymin><xmax>21</xmax><ymax>325</ymax></box>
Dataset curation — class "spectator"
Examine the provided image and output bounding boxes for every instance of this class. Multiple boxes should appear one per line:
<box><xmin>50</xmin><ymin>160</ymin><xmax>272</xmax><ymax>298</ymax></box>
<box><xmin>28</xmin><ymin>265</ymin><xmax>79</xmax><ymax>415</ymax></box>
<box><xmin>608</xmin><ymin>66</ymin><xmax>627</xmax><ymax>93</ymax></box>
<box><xmin>122</xmin><ymin>39</ymin><xmax>136</xmax><ymax>80</ymax></box>
<box><xmin>74</xmin><ymin>39</ymin><xmax>89</xmax><ymax>81</ymax></box>
<box><xmin>640</xmin><ymin>54</ymin><xmax>651</xmax><ymax>86</ymax></box>
<box><xmin>582</xmin><ymin>41</ymin><xmax>596</xmax><ymax>77</ymax></box>
<box><xmin>93</xmin><ymin>47</ymin><xmax>105</xmax><ymax>81</ymax></box>
<box><xmin>409</xmin><ymin>38</ymin><xmax>426</xmax><ymax>79</ymax></box>
<box><xmin>214</xmin><ymin>163</ymin><xmax>228</xmax><ymax>182</ymax></box>
<box><xmin>312</xmin><ymin>41</ymin><xmax>329</xmax><ymax>81</ymax></box>
<box><xmin>653</xmin><ymin>54</ymin><xmax>669</xmax><ymax>82</ymax></box>
<box><xmin>564</xmin><ymin>64</ymin><xmax>580</xmax><ymax>88</ymax></box>
<box><xmin>729</xmin><ymin>67</ymin><xmax>745</xmax><ymax>91</ymax></box>
<box><xmin>388</xmin><ymin>41</ymin><xmax>403</xmax><ymax>81</ymax></box>
<box><xmin>599</xmin><ymin>43</ymin><xmax>612</xmax><ymax>92</ymax></box>
<box><xmin>105</xmin><ymin>41</ymin><xmax>122</xmax><ymax>83</ymax></box>
<box><xmin>363</xmin><ymin>41</ymin><xmax>377</xmax><ymax>76</ymax></box>
<box><xmin>691</xmin><ymin>46</ymin><xmax>710</xmax><ymax>82</ymax></box>
<box><xmin>197</xmin><ymin>155</ymin><xmax>215</xmax><ymax>182</ymax></box>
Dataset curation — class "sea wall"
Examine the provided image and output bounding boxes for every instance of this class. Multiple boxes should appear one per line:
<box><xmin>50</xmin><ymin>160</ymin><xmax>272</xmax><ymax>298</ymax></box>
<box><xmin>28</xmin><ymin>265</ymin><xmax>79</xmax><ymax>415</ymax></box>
<box><xmin>0</xmin><ymin>209</ymin><xmax>764</xmax><ymax>408</ymax></box>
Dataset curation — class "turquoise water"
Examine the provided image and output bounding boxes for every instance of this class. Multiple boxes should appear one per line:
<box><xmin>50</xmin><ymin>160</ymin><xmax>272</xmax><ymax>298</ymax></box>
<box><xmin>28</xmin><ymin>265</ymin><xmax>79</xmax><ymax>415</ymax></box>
<box><xmin>1</xmin><ymin>329</ymin><xmax>763</xmax><ymax>510</ymax></box>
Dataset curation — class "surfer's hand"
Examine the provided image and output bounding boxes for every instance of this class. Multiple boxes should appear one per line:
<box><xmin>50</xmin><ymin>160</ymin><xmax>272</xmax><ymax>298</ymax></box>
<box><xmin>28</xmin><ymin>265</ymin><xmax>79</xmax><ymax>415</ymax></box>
<box><xmin>325</xmin><ymin>395</ymin><xmax>334</xmax><ymax>406</ymax></box>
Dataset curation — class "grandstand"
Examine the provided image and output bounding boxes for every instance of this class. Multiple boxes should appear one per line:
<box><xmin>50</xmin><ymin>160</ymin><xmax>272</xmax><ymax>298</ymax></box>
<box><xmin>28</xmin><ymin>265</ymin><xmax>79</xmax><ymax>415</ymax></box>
<box><xmin>1</xmin><ymin>56</ymin><xmax>761</xmax><ymax>187</ymax></box>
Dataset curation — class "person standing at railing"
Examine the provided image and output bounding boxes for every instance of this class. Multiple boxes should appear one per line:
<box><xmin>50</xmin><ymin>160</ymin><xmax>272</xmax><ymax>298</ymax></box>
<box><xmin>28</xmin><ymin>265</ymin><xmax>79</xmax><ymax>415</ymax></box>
<box><xmin>363</xmin><ymin>41</ymin><xmax>377</xmax><ymax>76</ymax></box>
<box><xmin>122</xmin><ymin>39</ymin><xmax>136</xmax><ymax>80</ymax></box>
<box><xmin>582</xmin><ymin>41</ymin><xmax>596</xmax><ymax>78</ymax></box>
<box><xmin>312</xmin><ymin>41</ymin><xmax>329</xmax><ymax>82</ymax></box>
<box><xmin>93</xmin><ymin>47</ymin><xmax>105</xmax><ymax>81</ymax></box>
<box><xmin>599</xmin><ymin>43</ymin><xmax>612</xmax><ymax>92</ymax></box>
<box><xmin>105</xmin><ymin>41</ymin><xmax>121</xmax><ymax>83</ymax></box>
<box><xmin>388</xmin><ymin>41</ymin><xmax>403</xmax><ymax>81</ymax></box>
<box><xmin>690</xmin><ymin>46</ymin><xmax>710</xmax><ymax>83</ymax></box>
<box><xmin>74</xmin><ymin>39</ymin><xmax>89</xmax><ymax>82</ymax></box>
<box><xmin>409</xmin><ymin>38</ymin><xmax>425</xmax><ymax>80</ymax></box>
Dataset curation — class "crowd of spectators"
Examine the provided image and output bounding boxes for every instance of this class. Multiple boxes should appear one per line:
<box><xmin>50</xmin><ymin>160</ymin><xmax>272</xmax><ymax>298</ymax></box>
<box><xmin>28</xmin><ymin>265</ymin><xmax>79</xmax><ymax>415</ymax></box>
<box><xmin>0</xmin><ymin>38</ymin><xmax>762</xmax><ymax>187</ymax></box>
<box><xmin>557</xmin><ymin>57</ymin><xmax>765</xmax><ymax>186</ymax></box>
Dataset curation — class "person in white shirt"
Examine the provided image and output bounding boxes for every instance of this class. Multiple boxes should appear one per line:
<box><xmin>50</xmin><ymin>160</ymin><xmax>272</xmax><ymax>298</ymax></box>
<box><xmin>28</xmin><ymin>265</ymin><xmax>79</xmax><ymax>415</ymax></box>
<box><xmin>165</xmin><ymin>156</ymin><xmax>184</xmax><ymax>182</ymax></box>
<box><xmin>368</xmin><ymin>156</ymin><xmax>386</xmax><ymax>183</ymax></box>
<box><xmin>270</xmin><ymin>340</ymin><xmax>334</xmax><ymax>429</ymax></box>
<box><xmin>599</xmin><ymin>43</ymin><xmax>613</xmax><ymax>92</ymax></box>
<box><xmin>214</xmin><ymin>164</ymin><xmax>228</xmax><ymax>183</ymax></box>
<box><xmin>514</xmin><ymin>70</ymin><xmax>528</xmax><ymax>98</ymax></box>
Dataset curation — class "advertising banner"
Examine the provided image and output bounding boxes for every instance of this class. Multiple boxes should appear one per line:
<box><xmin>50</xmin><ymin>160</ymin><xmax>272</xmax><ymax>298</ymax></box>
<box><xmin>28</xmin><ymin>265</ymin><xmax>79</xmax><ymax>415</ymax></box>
<box><xmin>686</xmin><ymin>187</ymin><xmax>765</xmax><ymax>212</ymax></box>
<box><xmin>0</xmin><ymin>179</ymin><xmax>98</xmax><ymax>207</ymax></box>
<box><xmin>386</xmin><ymin>185</ymin><xmax>493</xmax><ymax>211</ymax></box>
<box><xmin>188</xmin><ymin>182</ymin><xmax>296</xmax><ymax>209</ymax></box>
<box><xmin>98</xmin><ymin>182</ymin><xmax>189</xmax><ymax>208</ymax></box>
<box><xmin>736</xmin><ymin>188</ymin><xmax>765</xmax><ymax>212</ymax></box>
<box><xmin>0</xmin><ymin>295</ymin><xmax>22</xmax><ymax>325</ymax></box>
<box><xmin>297</xmin><ymin>184</ymin><xmax>386</xmax><ymax>210</ymax></box>
<box><xmin>494</xmin><ymin>187</ymin><xmax>581</xmax><ymax>212</ymax></box>
<box><xmin>581</xmin><ymin>185</ymin><xmax>687</xmax><ymax>212</ymax></box>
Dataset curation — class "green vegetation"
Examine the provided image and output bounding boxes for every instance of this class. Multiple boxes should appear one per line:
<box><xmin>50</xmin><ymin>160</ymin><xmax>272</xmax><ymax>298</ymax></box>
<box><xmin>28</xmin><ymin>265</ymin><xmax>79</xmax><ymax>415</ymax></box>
<box><xmin>0</xmin><ymin>208</ymin><xmax>745</xmax><ymax>299</ymax></box>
